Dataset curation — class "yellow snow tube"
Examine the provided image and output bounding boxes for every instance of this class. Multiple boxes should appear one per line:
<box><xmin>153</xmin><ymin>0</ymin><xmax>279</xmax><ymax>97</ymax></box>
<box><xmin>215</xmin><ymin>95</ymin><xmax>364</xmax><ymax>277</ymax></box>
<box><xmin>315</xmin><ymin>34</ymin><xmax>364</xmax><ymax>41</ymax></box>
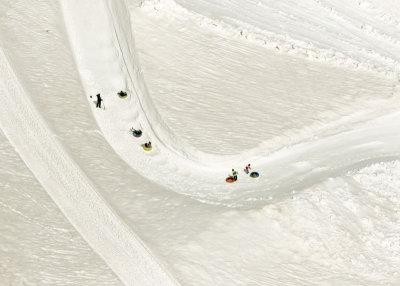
<box><xmin>142</xmin><ymin>144</ymin><xmax>152</xmax><ymax>151</ymax></box>
<box><xmin>118</xmin><ymin>92</ymin><xmax>128</xmax><ymax>98</ymax></box>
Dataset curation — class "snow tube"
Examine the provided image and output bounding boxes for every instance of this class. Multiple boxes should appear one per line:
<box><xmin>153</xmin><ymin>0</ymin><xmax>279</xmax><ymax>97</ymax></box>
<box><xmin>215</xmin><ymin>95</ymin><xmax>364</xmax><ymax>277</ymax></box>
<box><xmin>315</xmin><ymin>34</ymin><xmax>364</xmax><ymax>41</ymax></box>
<box><xmin>226</xmin><ymin>176</ymin><xmax>235</xmax><ymax>183</ymax></box>
<box><xmin>250</xmin><ymin>172</ymin><xmax>259</xmax><ymax>178</ymax></box>
<box><xmin>118</xmin><ymin>92</ymin><xmax>128</xmax><ymax>98</ymax></box>
<box><xmin>142</xmin><ymin>144</ymin><xmax>152</xmax><ymax>151</ymax></box>
<box><xmin>132</xmin><ymin>130</ymin><xmax>142</xmax><ymax>137</ymax></box>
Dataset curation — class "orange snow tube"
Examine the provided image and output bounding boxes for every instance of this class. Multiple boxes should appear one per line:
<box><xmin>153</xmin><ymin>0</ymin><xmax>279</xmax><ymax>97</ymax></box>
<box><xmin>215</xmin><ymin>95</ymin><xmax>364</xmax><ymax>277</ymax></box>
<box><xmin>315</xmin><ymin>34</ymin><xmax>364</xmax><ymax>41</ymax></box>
<box><xmin>226</xmin><ymin>176</ymin><xmax>235</xmax><ymax>183</ymax></box>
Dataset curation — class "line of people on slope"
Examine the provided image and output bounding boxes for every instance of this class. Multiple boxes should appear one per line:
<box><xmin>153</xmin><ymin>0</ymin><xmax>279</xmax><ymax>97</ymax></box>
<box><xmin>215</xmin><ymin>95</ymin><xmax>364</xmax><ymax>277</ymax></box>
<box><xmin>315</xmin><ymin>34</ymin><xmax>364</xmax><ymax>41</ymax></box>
<box><xmin>93</xmin><ymin>93</ymin><xmax>258</xmax><ymax>178</ymax></box>
<box><xmin>93</xmin><ymin>91</ymin><xmax>152</xmax><ymax>150</ymax></box>
<box><xmin>132</xmin><ymin>127</ymin><xmax>151</xmax><ymax>149</ymax></box>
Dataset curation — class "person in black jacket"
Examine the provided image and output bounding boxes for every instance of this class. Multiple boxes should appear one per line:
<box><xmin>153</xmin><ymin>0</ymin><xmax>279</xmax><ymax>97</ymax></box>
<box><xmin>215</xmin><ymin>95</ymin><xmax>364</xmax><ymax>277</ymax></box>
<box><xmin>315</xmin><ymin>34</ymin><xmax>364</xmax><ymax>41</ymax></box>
<box><xmin>96</xmin><ymin>93</ymin><xmax>102</xmax><ymax>108</ymax></box>
<box><xmin>118</xmin><ymin>90</ymin><xmax>127</xmax><ymax>97</ymax></box>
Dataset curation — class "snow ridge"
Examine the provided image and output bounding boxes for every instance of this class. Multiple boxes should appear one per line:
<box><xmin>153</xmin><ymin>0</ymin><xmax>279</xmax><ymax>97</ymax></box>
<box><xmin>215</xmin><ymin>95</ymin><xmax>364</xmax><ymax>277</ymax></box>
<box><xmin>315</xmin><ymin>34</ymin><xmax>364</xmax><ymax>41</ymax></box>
<box><xmin>141</xmin><ymin>0</ymin><xmax>400</xmax><ymax>78</ymax></box>
<box><xmin>0</xmin><ymin>47</ymin><xmax>180</xmax><ymax>286</ymax></box>
<box><xmin>356</xmin><ymin>0</ymin><xmax>400</xmax><ymax>27</ymax></box>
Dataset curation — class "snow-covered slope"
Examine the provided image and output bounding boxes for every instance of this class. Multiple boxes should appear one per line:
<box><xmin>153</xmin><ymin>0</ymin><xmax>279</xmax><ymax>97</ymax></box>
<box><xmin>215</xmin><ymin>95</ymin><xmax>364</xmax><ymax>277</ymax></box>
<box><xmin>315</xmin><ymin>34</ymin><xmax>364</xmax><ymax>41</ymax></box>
<box><xmin>0</xmin><ymin>130</ymin><xmax>121</xmax><ymax>285</ymax></box>
<box><xmin>156</xmin><ymin>0</ymin><xmax>400</xmax><ymax>75</ymax></box>
<box><xmin>132</xmin><ymin>4</ymin><xmax>398</xmax><ymax>156</ymax></box>
<box><xmin>61</xmin><ymin>0</ymin><xmax>400</xmax><ymax>201</ymax></box>
<box><xmin>2</xmin><ymin>0</ymin><xmax>400</xmax><ymax>285</ymax></box>
<box><xmin>0</xmin><ymin>44</ymin><xmax>178</xmax><ymax>285</ymax></box>
<box><xmin>0</xmin><ymin>0</ymin><xmax>179</xmax><ymax>285</ymax></box>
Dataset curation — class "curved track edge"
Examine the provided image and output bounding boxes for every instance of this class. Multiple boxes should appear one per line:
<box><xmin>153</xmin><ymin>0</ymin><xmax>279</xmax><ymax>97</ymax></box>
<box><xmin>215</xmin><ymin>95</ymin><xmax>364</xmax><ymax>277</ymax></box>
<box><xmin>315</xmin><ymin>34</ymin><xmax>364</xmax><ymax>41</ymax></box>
<box><xmin>0</xmin><ymin>47</ymin><xmax>180</xmax><ymax>286</ymax></box>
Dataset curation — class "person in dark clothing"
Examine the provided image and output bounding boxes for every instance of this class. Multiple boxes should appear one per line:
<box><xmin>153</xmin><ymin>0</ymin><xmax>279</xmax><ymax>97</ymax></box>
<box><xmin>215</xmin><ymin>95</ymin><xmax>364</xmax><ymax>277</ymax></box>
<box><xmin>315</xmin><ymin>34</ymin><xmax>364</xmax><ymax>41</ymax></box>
<box><xmin>132</xmin><ymin>129</ymin><xmax>142</xmax><ymax>137</ymax></box>
<box><xmin>232</xmin><ymin>169</ymin><xmax>238</xmax><ymax>181</ymax></box>
<box><xmin>96</xmin><ymin>93</ymin><xmax>102</xmax><ymax>108</ymax></box>
<box><xmin>144</xmin><ymin>141</ymin><xmax>151</xmax><ymax>148</ymax></box>
<box><xmin>118</xmin><ymin>90</ymin><xmax>127</xmax><ymax>97</ymax></box>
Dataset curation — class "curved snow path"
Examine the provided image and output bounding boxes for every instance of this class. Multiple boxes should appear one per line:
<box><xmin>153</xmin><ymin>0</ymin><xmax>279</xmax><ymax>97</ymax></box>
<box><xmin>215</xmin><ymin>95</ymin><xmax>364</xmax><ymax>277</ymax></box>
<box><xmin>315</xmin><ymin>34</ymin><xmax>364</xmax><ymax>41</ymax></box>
<box><xmin>233</xmin><ymin>111</ymin><xmax>400</xmax><ymax>206</ymax></box>
<box><xmin>0</xmin><ymin>47</ymin><xmax>180</xmax><ymax>286</ymax></box>
<box><xmin>61</xmin><ymin>0</ymin><xmax>400</xmax><ymax>205</ymax></box>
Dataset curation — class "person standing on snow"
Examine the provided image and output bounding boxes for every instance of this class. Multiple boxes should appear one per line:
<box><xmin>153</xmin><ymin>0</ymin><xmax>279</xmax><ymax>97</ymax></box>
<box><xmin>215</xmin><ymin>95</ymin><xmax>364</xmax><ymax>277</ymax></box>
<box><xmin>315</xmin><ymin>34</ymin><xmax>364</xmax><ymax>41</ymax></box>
<box><xmin>232</xmin><ymin>169</ymin><xmax>238</xmax><ymax>181</ymax></box>
<box><xmin>96</xmin><ymin>93</ymin><xmax>102</xmax><ymax>108</ymax></box>
<box><xmin>244</xmin><ymin>164</ymin><xmax>251</xmax><ymax>174</ymax></box>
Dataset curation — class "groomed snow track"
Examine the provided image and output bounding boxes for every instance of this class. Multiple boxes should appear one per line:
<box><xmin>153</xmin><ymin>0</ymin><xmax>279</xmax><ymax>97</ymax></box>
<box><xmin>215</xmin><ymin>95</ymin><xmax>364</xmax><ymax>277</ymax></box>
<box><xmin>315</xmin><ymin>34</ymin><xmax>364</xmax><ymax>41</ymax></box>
<box><xmin>0</xmin><ymin>42</ymin><xmax>180</xmax><ymax>286</ymax></box>
<box><xmin>60</xmin><ymin>0</ymin><xmax>400</xmax><ymax>202</ymax></box>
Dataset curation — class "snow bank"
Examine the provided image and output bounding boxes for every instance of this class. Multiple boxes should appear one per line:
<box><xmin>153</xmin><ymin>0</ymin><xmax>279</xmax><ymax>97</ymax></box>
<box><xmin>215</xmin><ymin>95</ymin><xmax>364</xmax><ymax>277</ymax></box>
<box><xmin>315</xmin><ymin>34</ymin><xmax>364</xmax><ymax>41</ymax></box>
<box><xmin>0</xmin><ymin>47</ymin><xmax>180</xmax><ymax>286</ymax></box>
<box><xmin>141</xmin><ymin>0</ymin><xmax>400</xmax><ymax>78</ymax></box>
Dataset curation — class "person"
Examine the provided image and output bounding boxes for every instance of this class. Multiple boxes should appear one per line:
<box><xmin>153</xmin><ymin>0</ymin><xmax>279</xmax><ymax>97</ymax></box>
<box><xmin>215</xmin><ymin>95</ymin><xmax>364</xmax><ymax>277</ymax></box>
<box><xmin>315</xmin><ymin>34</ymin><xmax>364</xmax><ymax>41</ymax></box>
<box><xmin>133</xmin><ymin>129</ymin><xmax>142</xmax><ymax>137</ymax></box>
<box><xmin>244</xmin><ymin>164</ymin><xmax>251</xmax><ymax>174</ymax></box>
<box><xmin>118</xmin><ymin>90</ymin><xmax>127</xmax><ymax>97</ymax></box>
<box><xmin>144</xmin><ymin>141</ymin><xmax>151</xmax><ymax>148</ymax></box>
<box><xmin>96</xmin><ymin>93</ymin><xmax>102</xmax><ymax>108</ymax></box>
<box><xmin>232</xmin><ymin>169</ymin><xmax>238</xmax><ymax>181</ymax></box>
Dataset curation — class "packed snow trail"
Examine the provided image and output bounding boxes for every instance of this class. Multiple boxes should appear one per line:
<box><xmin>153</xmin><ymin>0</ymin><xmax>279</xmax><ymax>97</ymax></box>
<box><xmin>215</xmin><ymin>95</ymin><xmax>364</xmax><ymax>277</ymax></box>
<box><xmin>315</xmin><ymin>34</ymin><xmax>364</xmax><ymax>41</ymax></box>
<box><xmin>0</xmin><ymin>47</ymin><xmax>180</xmax><ymax>286</ymax></box>
<box><xmin>62</xmin><ymin>0</ymin><xmax>400</xmax><ymax>203</ymax></box>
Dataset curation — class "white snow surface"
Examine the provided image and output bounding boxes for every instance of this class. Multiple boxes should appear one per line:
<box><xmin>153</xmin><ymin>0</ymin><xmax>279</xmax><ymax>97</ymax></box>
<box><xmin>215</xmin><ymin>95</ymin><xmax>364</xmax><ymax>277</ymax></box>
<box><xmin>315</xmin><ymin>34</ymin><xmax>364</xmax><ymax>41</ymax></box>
<box><xmin>148</xmin><ymin>0</ymin><xmax>400</xmax><ymax>75</ymax></box>
<box><xmin>0</xmin><ymin>130</ymin><xmax>121</xmax><ymax>285</ymax></box>
<box><xmin>1</xmin><ymin>0</ymin><xmax>400</xmax><ymax>285</ymax></box>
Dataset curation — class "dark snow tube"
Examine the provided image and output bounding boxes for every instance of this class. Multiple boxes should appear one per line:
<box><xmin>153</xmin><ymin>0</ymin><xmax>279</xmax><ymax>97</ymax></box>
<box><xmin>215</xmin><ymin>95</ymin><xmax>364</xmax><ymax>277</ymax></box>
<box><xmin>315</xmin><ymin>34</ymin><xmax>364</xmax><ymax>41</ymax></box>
<box><xmin>132</xmin><ymin>130</ymin><xmax>142</xmax><ymax>137</ymax></box>
<box><xmin>226</xmin><ymin>176</ymin><xmax>235</xmax><ymax>183</ymax></box>
<box><xmin>250</xmin><ymin>172</ymin><xmax>259</xmax><ymax>178</ymax></box>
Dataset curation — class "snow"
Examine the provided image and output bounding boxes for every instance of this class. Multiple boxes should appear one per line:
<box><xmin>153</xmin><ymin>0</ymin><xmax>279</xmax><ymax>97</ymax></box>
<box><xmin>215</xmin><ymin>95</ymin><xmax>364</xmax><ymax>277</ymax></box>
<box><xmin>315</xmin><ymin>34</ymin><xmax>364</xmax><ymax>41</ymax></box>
<box><xmin>1</xmin><ymin>0</ymin><xmax>400</xmax><ymax>285</ymax></box>
<box><xmin>0</xmin><ymin>43</ymin><xmax>179</xmax><ymax>285</ymax></box>
<box><xmin>131</xmin><ymin>5</ymin><xmax>397</xmax><ymax>156</ymax></box>
<box><xmin>171</xmin><ymin>164</ymin><xmax>400</xmax><ymax>285</ymax></box>
<box><xmin>0</xmin><ymin>130</ymin><xmax>121</xmax><ymax>285</ymax></box>
<box><xmin>153</xmin><ymin>0</ymin><xmax>400</xmax><ymax>75</ymax></box>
